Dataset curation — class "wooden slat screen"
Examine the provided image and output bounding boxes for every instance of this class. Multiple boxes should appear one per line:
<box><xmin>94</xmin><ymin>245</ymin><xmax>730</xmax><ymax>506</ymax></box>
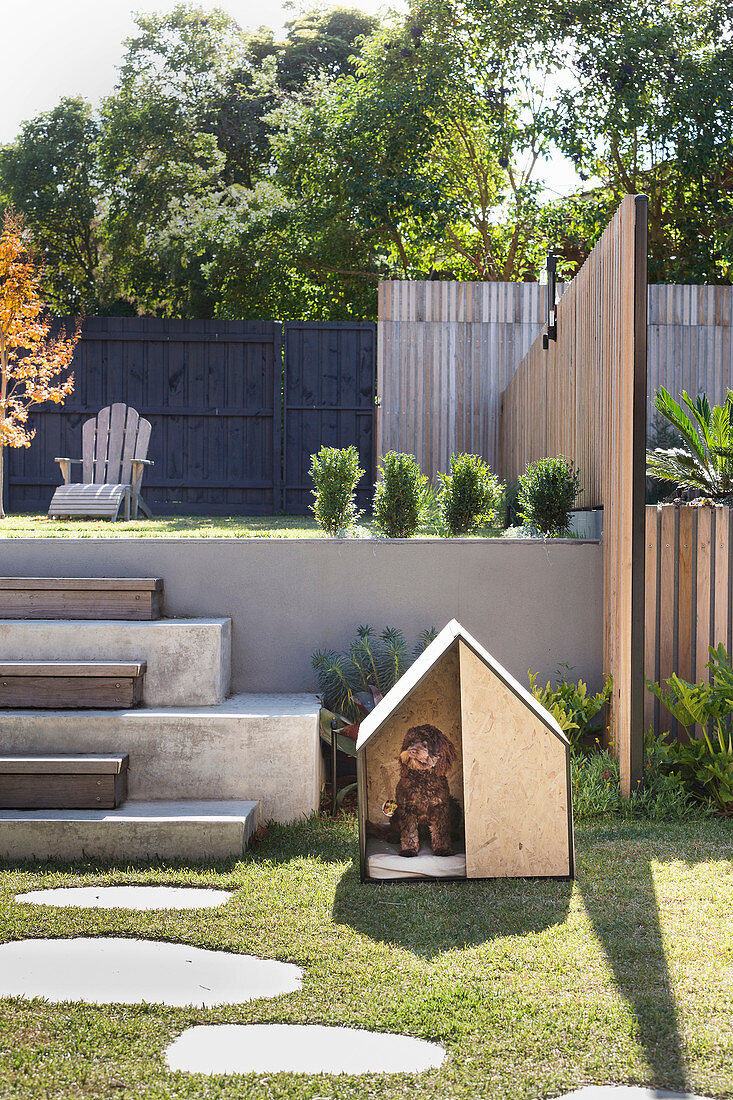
<box><xmin>500</xmin><ymin>196</ymin><xmax>649</xmax><ymax>794</ymax></box>
<box><xmin>377</xmin><ymin>283</ymin><xmax>733</xmax><ymax>482</ymax></box>
<box><xmin>645</xmin><ymin>503</ymin><xmax>733</xmax><ymax>740</ymax></box>
<box><xmin>377</xmin><ymin>282</ymin><xmax>550</xmax><ymax>479</ymax></box>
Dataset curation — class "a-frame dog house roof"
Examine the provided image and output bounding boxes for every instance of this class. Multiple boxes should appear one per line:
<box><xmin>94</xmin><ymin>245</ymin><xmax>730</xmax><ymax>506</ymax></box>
<box><xmin>356</xmin><ymin>618</ymin><xmax>568</xmax><ymax>753</ymax></box>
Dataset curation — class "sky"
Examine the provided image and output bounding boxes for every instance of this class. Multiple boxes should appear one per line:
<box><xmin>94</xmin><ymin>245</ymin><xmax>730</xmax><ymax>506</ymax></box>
<box><xmin>0</xmin><ymin>0</ymin><xmax>580</xmax><ymax>197</ymax></box>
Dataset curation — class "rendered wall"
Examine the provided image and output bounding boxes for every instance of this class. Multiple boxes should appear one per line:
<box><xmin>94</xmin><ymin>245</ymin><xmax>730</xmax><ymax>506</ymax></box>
<box><xmin>0</xmin><ymin>537</ymin><xmax>602</xmax><ymax>695</ymax></box>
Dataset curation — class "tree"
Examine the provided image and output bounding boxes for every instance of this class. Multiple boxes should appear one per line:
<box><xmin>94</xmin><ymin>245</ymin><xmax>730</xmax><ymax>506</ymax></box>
<box><xmin>550</xmin><ymin>0</ymin><xmax>733</xmax><ymax>282</ymax></box>
<box><xmin>0</xmin><ymin>98</ymin><xmax>104</xmax><ymax>313</ymax></box>
<box><xmin>270</xmin><ymin>0</ymin><xmax>565</xmax><ymax>284</ymax></box>
<box><xmin>0</xmin><ymin>210</ymin><xmax>78</xmax><ymax>518</ymax></box>
<box><xmin>274</xmin><ymin>7</ymin><xmax>379</xmax><ymax>90</ymax></box>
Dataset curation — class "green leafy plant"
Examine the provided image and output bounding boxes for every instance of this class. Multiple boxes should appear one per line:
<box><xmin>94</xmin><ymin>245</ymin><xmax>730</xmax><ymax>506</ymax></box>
<box><xmin>571</xmin><ymin>748</ymin><xmax>622</xmax><ymax>818</ymax></box>
<box><xmin>571</xmin><ymin>736</ymin><xmax>699</xmax><ymax>821</ymax></box>
<box><xmin>372</xmin><ymin>451</ymin><xmax>427</xmax><ymax>538</ymax></box>
<box><xmin>528</xmin><ymin>665</ymin><xmax>612</xmax><ymax>747</ymax></box>
<box><xmin>312</xmin><ymin>625</ymin><xmax>437</xmax><ymax>726</ymax></box>
<box><xmin>646</xmin><ymin>388</ymin><xmax>733</xmax><ymax>502</ymax></box>
<box><xmin>517</xmin><ymin>455</ymin><xmax>582</xmax><ymax>536</ymax></box>
<box><xmin>438</xmin><ymin>453</ymin><xmax>501</xmax><ymax>536</ymax></box>
<box><xmin>417</xmin><ymin>483</ymin><xmax>444</xmax><ymax>535</ymax></box>
<box><xmin>647</xmin><ymin>645</ymin><xmax>733</xmax><ymax>813</ymax></box>
<box><xmin>309</xmin><ymin>445</ymin><xmax>364</xmax><ymax>536</ymax></box>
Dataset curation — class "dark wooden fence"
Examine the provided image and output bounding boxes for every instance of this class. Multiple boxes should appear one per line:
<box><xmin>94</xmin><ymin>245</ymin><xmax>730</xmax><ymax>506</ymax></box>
<box><xmin>6</xmin><ymin>317</ymin><xmax>376</xmax><ymax>516</ymax></box>
<box><xmin>284</xmin><ymin>322</ymin><xmax>376</xmax><ymax>513</ymax></box>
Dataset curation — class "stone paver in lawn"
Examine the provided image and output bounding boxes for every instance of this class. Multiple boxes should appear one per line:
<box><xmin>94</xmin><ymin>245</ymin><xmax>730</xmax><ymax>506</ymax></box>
<box><xmin>0</xmin><ymin>938</ymin><xmax>302</xmax><ymax>1008</ymax></box>
<box><xmin>165</xmin><ymin>1024</ymin><xmax>446</xmax><ymax>1075</ymax></box>
<box><xmin>560</xmin><ymin>1090</ymin><xmax>713</xmax><ymax>1100</ymax></box>
<box><xmin>14</xmin><ymin>886</ymin><xmax>232</xmax><ymax>910</ymax></box>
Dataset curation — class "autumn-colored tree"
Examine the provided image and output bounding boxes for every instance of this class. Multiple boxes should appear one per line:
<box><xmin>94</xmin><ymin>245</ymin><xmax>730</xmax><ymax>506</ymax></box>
<box><xmin>0</xmin><ymin>209</ymin><xmax>78</xmax><ymax>518</ymax></box>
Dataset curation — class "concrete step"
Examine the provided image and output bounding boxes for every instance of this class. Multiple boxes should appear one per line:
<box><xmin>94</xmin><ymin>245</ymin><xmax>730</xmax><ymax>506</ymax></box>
<box><xmin>0</xmin><ymin>577</ymin><xmax>163</xmax><ymax>620</ymax></box>
<box><xmin>0</xmin><ymin>799</ymin><xmax>259</xmax><ymax>862</ymax></box>
<box><xmin>0</xmin><ymin>618</ymin><xmax>230</xmax><ymax>706</ymax></box>
<box><xmin>0</xmin><ymin>693</ymin><xmax>321</xmax><ymax>824</ymax></box>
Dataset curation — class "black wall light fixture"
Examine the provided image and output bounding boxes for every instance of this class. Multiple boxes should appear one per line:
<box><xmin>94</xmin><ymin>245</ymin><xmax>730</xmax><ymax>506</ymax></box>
<box><xmin>542</xmin><ymin>250</ymin><xmax>557</xmax><ymax>349</ymax></box>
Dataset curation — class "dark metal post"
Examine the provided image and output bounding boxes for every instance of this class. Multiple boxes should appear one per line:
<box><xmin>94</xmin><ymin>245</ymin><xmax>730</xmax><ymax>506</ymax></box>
<box><xmin>331</xmin><ymin>715</ymin><xmax>338</xmax><ymax>816</ymax></box>
<box><xmin>542</xmin><ymin>251</ymin><xmax>558</xmax><ymax>349</ymax></box>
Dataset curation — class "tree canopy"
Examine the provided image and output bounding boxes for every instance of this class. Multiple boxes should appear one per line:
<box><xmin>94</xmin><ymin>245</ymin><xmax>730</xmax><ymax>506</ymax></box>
<box><xmin>1</xmin><ymin>0</ymin><xmax>731</xmax><ymax>319</ymax></box>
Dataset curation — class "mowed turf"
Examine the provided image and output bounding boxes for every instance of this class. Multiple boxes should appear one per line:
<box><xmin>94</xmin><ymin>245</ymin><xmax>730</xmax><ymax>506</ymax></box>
<box><xmin>0</xmin><ymin>816</ymin><xmax>731</xmax><ymax>1100</ymax></box>
<box><xmin>0</xmin><ymin>514</ymin><xmax>507</xmax><ymax>539</ymax></box>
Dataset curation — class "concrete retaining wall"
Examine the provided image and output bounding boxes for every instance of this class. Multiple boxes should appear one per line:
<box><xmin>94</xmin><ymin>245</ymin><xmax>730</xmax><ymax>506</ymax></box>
<box><xmin>0</xmin><ymin>538</ymin><xmax>603</xmax><ymax>694</ymax></box>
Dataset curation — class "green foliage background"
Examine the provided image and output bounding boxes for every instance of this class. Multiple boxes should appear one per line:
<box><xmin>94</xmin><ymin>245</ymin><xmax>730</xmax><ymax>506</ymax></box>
<box><xmin>2</xmin><ymin>0</ymin><xmax>732</xmax><ymax>318</ymax></box>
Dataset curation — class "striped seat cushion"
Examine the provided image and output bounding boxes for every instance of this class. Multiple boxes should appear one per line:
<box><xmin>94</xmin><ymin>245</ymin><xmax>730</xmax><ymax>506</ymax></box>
<box><xmin>48</xmin><ymin>484</ymin><xmax>130</xmax><ymax>519</ymax></box>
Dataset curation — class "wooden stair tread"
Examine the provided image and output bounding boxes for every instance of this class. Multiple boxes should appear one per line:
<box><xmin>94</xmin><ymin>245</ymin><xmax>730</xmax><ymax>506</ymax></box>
<box><xmin>0</xmin><ymin>578</ymin><xmax>164</xmax><ymax>621</ymax></box>
<box><xmin>0</xmin><ymin>754</ymin><xmax>129</xmax><ymax>775</ymax></box>
<box><xmin>0</xmin><ymin>578</ymin><xmax>162</xmax><ymax>591</ymax></box>
<box><xmin>0</xmin><ymin>662</ymin><xmax>146</xmax><ymax>677</ymax></box>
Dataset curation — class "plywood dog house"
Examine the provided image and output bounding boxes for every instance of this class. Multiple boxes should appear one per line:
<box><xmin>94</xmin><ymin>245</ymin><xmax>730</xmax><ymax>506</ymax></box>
<box><xmin>356</xmin><ymin>620</ymin><xmax>574</xmax><ymax>883</ymax></box>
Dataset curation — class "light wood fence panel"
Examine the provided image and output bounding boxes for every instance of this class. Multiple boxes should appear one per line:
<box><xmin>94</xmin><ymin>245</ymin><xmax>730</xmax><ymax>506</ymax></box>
<box><xmin>500</xmin><ymin>196</ymin><xmax>648</xmax><ymax>795</ymax></box>
<box><xmin>378</xmin><ymin>283</ymin><xmax>733</xmax><ymax>481</ymax></box>
<box><xmin>377</xmin><ymin>281</ymin><xmax>548</xmax><ymax>479</ymax></box>
<box><xmin>645</xmin><ymin>503</ymin><xmax>733</xmax><ymax>739</ymax></box>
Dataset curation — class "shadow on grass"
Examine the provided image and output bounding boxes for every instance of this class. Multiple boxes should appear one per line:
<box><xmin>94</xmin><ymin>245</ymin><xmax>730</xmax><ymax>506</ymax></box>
<box><xmin>577</xmin><ymin>835</ymin><xmax>688</xmax><ymax>1090</ymax></box>
<box><xmin>328</xmin><ymin>821</ymin><xmax>690</xmax><ymax>1086</ymax></box>
<box><xmin>332</xmin><ymin>864</ymin><xmax>573</xmax><ymax>957</ymax></box>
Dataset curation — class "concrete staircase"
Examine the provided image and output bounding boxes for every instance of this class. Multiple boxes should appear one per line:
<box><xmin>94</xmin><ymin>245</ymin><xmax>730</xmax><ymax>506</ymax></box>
<box><xmin>0</xmin><ymin>578</ymin><xmax>321</xmax><ymax>862</ymax></box>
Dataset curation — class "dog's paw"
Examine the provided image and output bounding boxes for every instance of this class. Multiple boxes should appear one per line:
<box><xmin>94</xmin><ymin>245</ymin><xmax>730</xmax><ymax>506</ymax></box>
<box><xmin>399</xmin><ymin>847</ymin><xmax>419</xmax><ymax>857</ymax></box>
<box><xmin>432</xmin><ymin>846</ymin><xmax>454</xmax><ymax>856</ymax></box>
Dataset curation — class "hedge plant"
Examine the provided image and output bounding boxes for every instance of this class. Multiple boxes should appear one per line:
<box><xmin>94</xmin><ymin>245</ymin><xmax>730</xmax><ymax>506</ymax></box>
<box><xmin>517</xmin><ymin>455</ymin><xmax>581</xmax><ymax>536</ymax></box>
<box><xmin>373</xmin><ymin>451</ymin><xmax>427</xmax><ymax>538</ymax></box>
<box><xmin>309</xmin><ymin>445</ymin><xmax>364</xmax><ymax>536</ymax></box>
<box><xmin>439</xmin><ymin>453</ymin><xmax>500</xmax><ymax>536</ymax></box>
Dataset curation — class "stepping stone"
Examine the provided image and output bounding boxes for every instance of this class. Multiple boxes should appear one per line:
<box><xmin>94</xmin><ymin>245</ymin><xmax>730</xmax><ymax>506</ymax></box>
<box><xmin>14</xmin><ymin>886</ymin><xmax>232</xmax><ymax>910</ymax></box>
<box><xmin>165</xmin><ymin>1024</ymin><xmax>446</xmax><ymax>1075</ymax></box>
<box><xmin>0</xmin><ymin>938</ymin><xmax>302</xmax><ymax>1008</ymax></box>
<box><xmin>560</xmin><ymin>1090</ymin><xmax>713</xmax><ymax>1100</ymax></box>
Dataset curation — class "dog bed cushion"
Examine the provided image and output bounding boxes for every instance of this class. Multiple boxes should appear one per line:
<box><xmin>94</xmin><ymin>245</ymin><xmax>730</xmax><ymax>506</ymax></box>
<box><xmin>366</xmin><ymin>837</ymin><xmax>466</xmax><ymax>880</ymax></box>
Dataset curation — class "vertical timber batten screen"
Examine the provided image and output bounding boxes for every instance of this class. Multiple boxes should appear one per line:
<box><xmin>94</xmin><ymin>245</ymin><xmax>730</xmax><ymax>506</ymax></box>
<box><xmin>377</xmin><ymin>282</ymin><xmax>733</xmax><ymax>486</ymax></box>
<box><xmin>644</xmin><ymin>503</ymin><xmax>733</xmax><ymax>740</ymax></box>
<box><xmin>500</xmin><ymin>195</ymin><xmax>648</xmax><ymax>795</ymax></box>
<box><xmin>377</xmin><ymin>281</ymin><xmax>550</xmax><ymax>479</ymax></box>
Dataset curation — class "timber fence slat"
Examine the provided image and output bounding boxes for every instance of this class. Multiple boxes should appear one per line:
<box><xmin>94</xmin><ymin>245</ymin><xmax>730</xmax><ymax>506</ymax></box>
<box><xmin>645</xmin><ymin>503</ymin><xmax>733</xmax><ymax>739</ymax></box>
<box><xmin>378</xmin><ymin>281</ymin><xmax>733</xmax><ymax>481</ymax></box>
<box><xmin>498</xmin><ymin>197</ymin><xmax>648</xmax><ymax>794</ymax></box>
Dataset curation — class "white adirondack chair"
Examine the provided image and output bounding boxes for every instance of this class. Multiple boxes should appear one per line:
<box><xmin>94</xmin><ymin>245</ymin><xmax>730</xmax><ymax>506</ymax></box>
<box><xmin>49</xmin><ymin>403</ymin><xmax>154</xmax><ymax>520</ymax></box>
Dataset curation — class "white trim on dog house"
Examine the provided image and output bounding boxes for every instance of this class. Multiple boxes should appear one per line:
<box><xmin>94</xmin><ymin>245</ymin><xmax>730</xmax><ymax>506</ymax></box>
<box><xmin>356</xmin><ymin>619</ymin><xmax>575</xmax><ymax>882</ymax></box>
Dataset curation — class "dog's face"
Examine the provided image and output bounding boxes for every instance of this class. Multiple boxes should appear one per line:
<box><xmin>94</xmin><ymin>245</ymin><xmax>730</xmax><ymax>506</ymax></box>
<box><xmin>399</xmin><ymin>724</ymin><xmax>456</xmax><ymax>777</ymax></box>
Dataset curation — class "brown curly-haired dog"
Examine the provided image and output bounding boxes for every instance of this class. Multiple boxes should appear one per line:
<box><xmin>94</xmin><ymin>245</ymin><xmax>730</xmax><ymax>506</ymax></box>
<box><xmin>394</xmin><ymin>724</ymin><xmax>457</xmax><ymax>857</ymax></box>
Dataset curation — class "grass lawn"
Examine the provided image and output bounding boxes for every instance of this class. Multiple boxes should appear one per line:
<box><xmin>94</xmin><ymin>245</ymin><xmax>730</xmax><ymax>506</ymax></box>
<box><xmin>0</xmin><ymin>514</ymin><xmax>507</xmax><ymax>539</ymax></box>
<box><xmin>0</xmin><ymin>513</ymin><xmax>332</xmax><ymax>539</ymax></box>
<box><xmin>0</xmin><ymin>815</ymin><xmax>731</xmax><ymax>1099</ymax></box>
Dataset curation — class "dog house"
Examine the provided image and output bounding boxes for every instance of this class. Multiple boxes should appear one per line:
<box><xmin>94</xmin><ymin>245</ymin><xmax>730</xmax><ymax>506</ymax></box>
<box><xmin>356</xmin><ymin>620</ymin><xmax>574</xmax><ymax>883</ymax></box>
